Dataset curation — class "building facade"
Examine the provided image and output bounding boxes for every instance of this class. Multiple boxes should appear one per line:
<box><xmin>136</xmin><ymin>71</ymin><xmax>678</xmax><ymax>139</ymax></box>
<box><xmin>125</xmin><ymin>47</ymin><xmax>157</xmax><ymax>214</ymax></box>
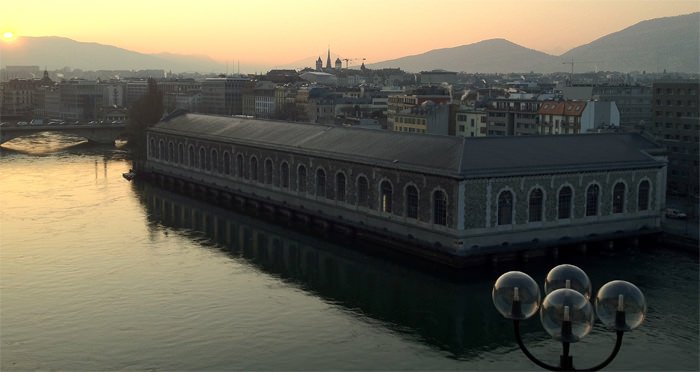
<box><xmin>200</xmin><ymin>76</ymin><xmax>249</xmax><ymax>116</ymax></box>
<box><xmin>455</xmin><ymin>107</ymin><xmax>487</xmax><ymax>137</ymax></box>
<box><xmin>485</xmin><ymin>94</ymin><xmax>541</xmax><ymax>136</ymax></box>
<box><xmin>144</xmin><ymin>113</ymin><xmax>666</xmax><ymax>265</ymax></box>
<box><xmin>648</xmin><ymin>80</ymin><xmax>700</xmax><ymax>197</ymax></box>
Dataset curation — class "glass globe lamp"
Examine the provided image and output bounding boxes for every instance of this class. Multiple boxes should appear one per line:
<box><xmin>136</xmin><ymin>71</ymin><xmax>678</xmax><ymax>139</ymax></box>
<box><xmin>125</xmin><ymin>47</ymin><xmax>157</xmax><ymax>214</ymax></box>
<box><xmin>595</xmin><ymin>280</ymin><xmax>646</xmax><ymax>331</ymax></box>
<box><xmin>492</xmin><ymin>271</ymin><xmax>541</xmax><ymax>320</ymax></box>
<box><xmin>544</xmin><ymin>264</ymin><xmax>592</xmax><ymax>299</ymax></box>
<box><xmin>540</xmin><ymin>288</ymin><xmax>594</xmax><ymax>343</ymax></box>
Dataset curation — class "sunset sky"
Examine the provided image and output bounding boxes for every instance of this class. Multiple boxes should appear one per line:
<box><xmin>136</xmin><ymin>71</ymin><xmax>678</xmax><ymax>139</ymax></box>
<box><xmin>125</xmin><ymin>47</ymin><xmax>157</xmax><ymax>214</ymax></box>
<box><xmin>2</xmin><ymin>0</ymin><xmax>698</xmax><ymax>69</ymax></box>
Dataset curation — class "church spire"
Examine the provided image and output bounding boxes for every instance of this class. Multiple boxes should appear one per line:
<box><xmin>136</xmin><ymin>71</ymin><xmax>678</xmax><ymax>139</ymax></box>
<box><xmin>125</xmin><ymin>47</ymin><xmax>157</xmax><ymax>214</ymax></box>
<box><xmin>326</xmin><ymin>46</ymin><xmax>331</xmax><ymax>70</ymax></box>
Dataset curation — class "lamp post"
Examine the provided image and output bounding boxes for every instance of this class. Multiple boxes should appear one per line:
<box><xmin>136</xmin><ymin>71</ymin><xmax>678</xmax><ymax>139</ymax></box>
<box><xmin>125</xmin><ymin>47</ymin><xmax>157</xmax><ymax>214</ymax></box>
<box><xmin>492</xmin><ymin>264</ymin><xmax>646</xmax><ymax>371</ymax></box>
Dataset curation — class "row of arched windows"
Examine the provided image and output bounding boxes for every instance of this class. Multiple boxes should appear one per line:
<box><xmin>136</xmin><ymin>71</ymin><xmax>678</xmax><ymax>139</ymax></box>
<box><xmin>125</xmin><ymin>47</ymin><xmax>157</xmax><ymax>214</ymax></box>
<box><xmin>150</xmin><ymin>137</ymin><xmax>449</xmax><ymax>226</ymax></box>
<box><xmin>496</xmin><ymin>180</ymin><xmax>652</xmax><ymax>225</ymax></box>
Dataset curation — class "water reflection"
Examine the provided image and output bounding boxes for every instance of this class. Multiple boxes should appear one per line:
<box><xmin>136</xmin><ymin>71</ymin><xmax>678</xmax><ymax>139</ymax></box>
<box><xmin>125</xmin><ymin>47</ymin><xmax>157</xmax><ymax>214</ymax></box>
<box><xmin>136</xmin><ymin>182</ymin><xmax>528</xmax><ymax>358</ymax></box>
<box><xmin>136</xmin><ymin>182</ymin><xmax>698</xmax><ymax>365</ymax></box>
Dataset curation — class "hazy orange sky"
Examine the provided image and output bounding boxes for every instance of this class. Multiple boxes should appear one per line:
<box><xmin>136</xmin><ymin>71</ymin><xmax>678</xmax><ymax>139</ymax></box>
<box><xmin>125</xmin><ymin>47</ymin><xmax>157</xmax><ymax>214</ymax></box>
<box><xmin>2</xmin><ymin>0</ymin><xmax>698</xmax><ymax>69</ymax></box>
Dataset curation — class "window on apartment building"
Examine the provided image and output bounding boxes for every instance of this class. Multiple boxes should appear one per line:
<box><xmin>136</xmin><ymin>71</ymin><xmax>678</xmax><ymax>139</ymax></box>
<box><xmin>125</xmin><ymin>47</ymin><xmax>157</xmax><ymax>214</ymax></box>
<box><xmin>612</xmin><ymin>182</ymin><xmax>625</xmax><ymax>214</ymax></box>
<box><xmin>264</xmin><ymin>159</ymin><xmax>273</xmax><ymax>184</ymax></box>
<box><xmin>298</xmin><ymin>165</ymin><xmax>307</xmax><ymax>192</ymax></box>
<box><xmin>250</xmin><ymin>157</ymin><xmax>258</xmax><ymax>181</ymax></box>
<box><xmin>357</xmin><ymin>176</ymin><xmax>369</xmax><ymax>207</ymax></box>
<box><xmin>178</xmin><ymin>144</ymin><xmax>184</xmax><ymax>164</ymax></box>
<box><xmin>497</xmin><ymin>190</ymin><xmax>513</xmax><ymax>225</ymax></box>
<box><xmin>585</xmin><ymin>184</ymin><xmax>600</xmax><ymax>216</ymax></box>
<box><xmin>459</xmin><ymin>125</ymin><xmax>465</xmax><ymax>132</ymax></box>
<box><xmin>336</xmin><ymin>172</ymin><xmax>346</xmax><ymax>202</ymax></box>
<box><xmin>638</xmin><ymin>180</ymin><xmax>650</xmax><ymax>211</ymax></box>
<box><xmin>558</xmin><ymin>186</ymin><xmax>573</xmax><ymax>219</ymax></box>
<box><xmin>528</xmin><ymin>188</ymin><xmax>543</xmax><ymax>222</ymax></box>
<box><xmin>433</xmin><ymin>190</ymin><xmax>447</xmax><ymax>226</ymax></box>
<box><xmin>316</xmin><ymin>168</ymin><xmax>326</xmax><ymax>198</ymax></box>
<box><xmin>380</xmin><ymin>180</ymin><xmax>393</xmax><ymax>213</ymax></box>
<box><xmin>406</xmin><ymin>185</ymin><xmax>419</xmax><ymax>219</ymax></box>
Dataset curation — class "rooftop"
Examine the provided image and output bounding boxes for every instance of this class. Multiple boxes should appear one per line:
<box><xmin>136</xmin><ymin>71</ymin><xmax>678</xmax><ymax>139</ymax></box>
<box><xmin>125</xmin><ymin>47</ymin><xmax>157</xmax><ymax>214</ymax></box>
<box><xmin>150</xmin><ymin>113</ymin><xmax>665</xmax><ymax>178</ymax></box>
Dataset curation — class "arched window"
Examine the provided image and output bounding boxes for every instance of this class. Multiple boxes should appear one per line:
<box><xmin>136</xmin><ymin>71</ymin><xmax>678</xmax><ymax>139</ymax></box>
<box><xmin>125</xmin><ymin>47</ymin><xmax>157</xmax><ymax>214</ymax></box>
<box><xmin>150</xmin><ymin>138</ymin><xmax>156</xmax><ymax>158</ymax></box>
<box><xmin>336</xmin><ymin>172</ymin><xmax>346</xmax><ymax>202</ymax></box>
<box><xmin>380</xmin><ymin>180</ymin><xmax>392</xmax><ymax>213</ymax></box>
<box><xmin>188</xmin><ymin>145</ymin><xmax>195</xmax><ymax>167</ymax></box>
<box><xmin>159</xmin><ymin>140</ymin><xmax>165</xmax><ymax>160</ymax></box>
<box><xmin>433</xmin><ymin>190</ymin><xmax>447</xmax><ymax>226</ymax></box>
<box><xmin>528</xmin><ymin>188</ymin><xmax>543</xmax><ymax>222</ymax></box>
<box><xmin>316</xmin><ymin>168</ymin><xmax>326</xmax><ymax>197</ymax></box>
<box><xmin>280</xmin><ymin>162</ymin><xmax>290</xmax><ymax>189</ymax></box>
<box><xmin>168</xmin><ymin>142</ymin><xmax>174</xmax><ymax>162</ymax></box>
<box><xmin>638</xmin><ymin>180</ymin><xmax>650</xmax><ymax>211</ymax></box>
<box><xmin>178</xmin><ymin>143</ymin><xmax>184</xmax><ymax>164</ymax></box>
<box><xmin>223</xmin><ymin>152</ymin><xmax>231</xmax><ymax>175</ymax></box>
<box><xmin>298</xmin><ymin>165</ymin><xmax>307</xmax><ymax>192</ymax></box>
<box><xmin>612</xmin><ymin>182</ymin><xmax>625</xmax><ymax>213</ymax></box>
<box><xmin>497</xmin><ymin>190</ymin><xmax>513</xmax><ymax>225</ymax></box>
<box><xmin>237</xmin><ymin>154</ymin><xmax>244</xmax><ymax>178</ymax></box>
<box><xmin>264</xmin><ymin>159</ymin><xmax>273</xmax><ymax>184</ymax></box>
<box><xmin>585</xmin><ymin>184</ymin><xmax>599</xmax><ymax>216</ymax></box>
<box><xmin>210</xmin><ymin>149</ymin><xmax>218</xmax><ymax>172</ymax></box>
<box><xmin>558</xmin><ymin>186</ymin><xmax>573</xmax><ymax>219</ymax></box>
<box><xmin>250</xmin><ymin>157</ymin><xmax>258</xmax><ymax>182</ymax></box>
<box><xmin>357</xmin><ymin>176</ymin><xmax>369</xmax><ymax>207</ymax></box>
<box><xmin>199</xmin><ymin>147</ymin><xmax>206</xmax><ymax>170</ymax></box>
<box><xmin>406</xmin><ymin>185</ymin><xmax>419</xmax><ymax>219</ymax></box>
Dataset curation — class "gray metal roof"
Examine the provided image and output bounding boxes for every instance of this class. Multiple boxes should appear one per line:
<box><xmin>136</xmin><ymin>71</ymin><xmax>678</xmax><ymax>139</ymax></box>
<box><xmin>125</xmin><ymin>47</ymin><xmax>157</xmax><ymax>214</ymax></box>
<box><xmin>150</xmin><ymin>113</ymin><xmax>665</xmax><ymax>178</ymax></box>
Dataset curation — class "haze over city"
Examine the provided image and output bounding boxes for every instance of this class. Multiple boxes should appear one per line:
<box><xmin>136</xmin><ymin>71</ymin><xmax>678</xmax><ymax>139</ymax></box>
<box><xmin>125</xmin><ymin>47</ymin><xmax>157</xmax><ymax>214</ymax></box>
<box><xmin>2</xmin><ymin>0</ymin><xmax>699</xmax><ymax>70</ymax></box>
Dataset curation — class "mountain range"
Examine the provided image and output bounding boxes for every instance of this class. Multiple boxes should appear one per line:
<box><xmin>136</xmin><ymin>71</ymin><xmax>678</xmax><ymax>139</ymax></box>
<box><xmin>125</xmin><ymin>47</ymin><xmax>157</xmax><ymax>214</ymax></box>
<box><xmin>1</xmin><ymin>12</ymin><xmax>698</xmax><ymax>74</ymax></box>
<box><xmin>368</xmin><ymin>12</ymin><xmax>699</xmax><ymax>73</ymax></box>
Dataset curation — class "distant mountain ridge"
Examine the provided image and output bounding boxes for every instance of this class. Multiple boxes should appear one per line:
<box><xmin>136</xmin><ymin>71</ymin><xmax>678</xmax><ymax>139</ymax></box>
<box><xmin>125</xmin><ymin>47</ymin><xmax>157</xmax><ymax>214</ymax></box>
<box><xmin>2</xmin><ymin>12</ymin><xmax>698</xmax><ymax>74</ymax></box>
<box><xmin>1</xmin><ymin>36</ymin><xmax>225</xmax><ymax>73</ymax></box>
<box><xmin>369</xmin><ymin>12</ymin><xmax>699</xmax><ymax>73</ymax></box>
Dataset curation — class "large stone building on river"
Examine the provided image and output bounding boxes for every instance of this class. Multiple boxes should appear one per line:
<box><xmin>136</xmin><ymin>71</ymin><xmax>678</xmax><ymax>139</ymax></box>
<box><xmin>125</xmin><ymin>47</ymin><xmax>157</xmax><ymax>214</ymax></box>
<box><xmin>143</xmin><ymin>113</ymin><xmax>667</xmax><ymax>265</ymax></box>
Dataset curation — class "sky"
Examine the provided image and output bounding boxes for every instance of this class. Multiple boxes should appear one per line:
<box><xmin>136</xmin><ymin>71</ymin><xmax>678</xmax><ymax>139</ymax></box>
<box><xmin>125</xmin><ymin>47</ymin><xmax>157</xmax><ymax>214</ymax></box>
<box><xmin>1</xmin><ymin>0</ymin><xmax>699</xmax><ymax>69</ymax></box>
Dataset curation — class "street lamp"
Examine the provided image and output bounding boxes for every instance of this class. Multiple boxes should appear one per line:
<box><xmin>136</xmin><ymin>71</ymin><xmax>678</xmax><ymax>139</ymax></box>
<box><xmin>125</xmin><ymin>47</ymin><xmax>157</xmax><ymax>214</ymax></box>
<box><xmin>492</xmin><ymin>264</ymin><xmax>646</xmax><ymax>371</ymax></box>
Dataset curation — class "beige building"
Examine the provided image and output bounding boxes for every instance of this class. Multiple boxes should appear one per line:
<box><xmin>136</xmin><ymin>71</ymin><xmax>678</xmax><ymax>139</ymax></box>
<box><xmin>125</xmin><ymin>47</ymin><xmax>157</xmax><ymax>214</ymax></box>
<box><xmin>455</xmin><ymin>107</ymin><xmax>487</xmax><ymax>137</ymax></box>
<box><xmin>537</xmin><ymin>100</ymin><xmax>586</xmax><ymax>135</ymax></box>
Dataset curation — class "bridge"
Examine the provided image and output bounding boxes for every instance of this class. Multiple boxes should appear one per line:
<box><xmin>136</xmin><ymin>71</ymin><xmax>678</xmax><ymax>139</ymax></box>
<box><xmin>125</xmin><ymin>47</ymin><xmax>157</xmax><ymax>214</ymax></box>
<box><xmin>0</xmin><ymin>124</ymin><xmax>128</xmax><ymax>145</ymax></box>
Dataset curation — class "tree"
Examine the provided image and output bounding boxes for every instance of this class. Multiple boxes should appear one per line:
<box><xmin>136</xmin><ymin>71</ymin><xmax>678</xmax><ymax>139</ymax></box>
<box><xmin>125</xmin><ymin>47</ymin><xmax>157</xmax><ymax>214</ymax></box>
<box><xmin>127</xmin><ymin>78</ymin><xmax>164</xmax><ymax>163</ymax></box>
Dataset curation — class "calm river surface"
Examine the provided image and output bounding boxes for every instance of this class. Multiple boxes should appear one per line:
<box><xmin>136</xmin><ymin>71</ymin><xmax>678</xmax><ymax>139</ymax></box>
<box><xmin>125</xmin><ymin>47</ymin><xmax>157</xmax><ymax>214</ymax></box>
<box><xmin>1</xmin><ymin>133</ymin><xmax>698</xmax><ymax>371</ymax></box>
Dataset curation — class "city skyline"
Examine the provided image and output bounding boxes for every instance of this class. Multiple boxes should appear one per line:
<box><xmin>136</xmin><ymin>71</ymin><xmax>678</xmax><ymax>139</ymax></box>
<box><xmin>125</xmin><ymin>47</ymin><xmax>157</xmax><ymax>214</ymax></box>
<box><xmin>1</xmin><ymin>0</ymin><xmax>698</xmax><ymax>69</ymax></box>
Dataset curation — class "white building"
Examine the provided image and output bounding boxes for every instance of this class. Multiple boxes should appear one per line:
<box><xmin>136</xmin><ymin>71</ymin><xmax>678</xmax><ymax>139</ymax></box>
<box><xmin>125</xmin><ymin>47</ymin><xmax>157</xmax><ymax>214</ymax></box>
<box><xmin>580</xmin><ymin>101</ymin><xmax>620</xmax><ymax>132</ymax></box>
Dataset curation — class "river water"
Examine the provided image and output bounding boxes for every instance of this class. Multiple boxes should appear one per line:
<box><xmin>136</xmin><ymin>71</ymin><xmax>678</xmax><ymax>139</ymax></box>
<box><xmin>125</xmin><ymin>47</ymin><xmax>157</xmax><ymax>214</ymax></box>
<box><xmin>1</xmin><ymin>133</ymin><xmax>698</xmax><ymax>371</ymax></box>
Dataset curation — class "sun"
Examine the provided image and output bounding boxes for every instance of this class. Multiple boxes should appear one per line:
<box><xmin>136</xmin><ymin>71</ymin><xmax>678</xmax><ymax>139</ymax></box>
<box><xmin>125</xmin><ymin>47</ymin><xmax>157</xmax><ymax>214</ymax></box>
<box><xmin>3</xmin><ymin>31</ymin><xmax>13</xmax><ymax>39</ymax></box>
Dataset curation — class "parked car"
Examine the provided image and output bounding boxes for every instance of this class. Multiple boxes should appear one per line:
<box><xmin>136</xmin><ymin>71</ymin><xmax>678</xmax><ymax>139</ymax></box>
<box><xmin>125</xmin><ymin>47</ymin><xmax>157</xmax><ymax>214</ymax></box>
<box><xmin>665</xmin><ymin>208</ymin><xmax>687</xmax><ymax>219</ymax></box>
<box><xmin>17</xmin><ymin>121</ymin><xmax>29</xmax><ymax>126</ymax></box>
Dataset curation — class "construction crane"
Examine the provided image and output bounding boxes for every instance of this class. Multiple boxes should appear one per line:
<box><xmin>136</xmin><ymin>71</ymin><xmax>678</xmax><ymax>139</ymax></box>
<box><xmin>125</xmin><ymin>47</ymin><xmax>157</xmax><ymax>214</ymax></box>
<box><xmin>342</xmin><ymin>57</ymin><xmax>365</xmax><ymax>69</ymax></box>
<box><xmin>562</xmin><ymin>58</ymin><xmax>601</xmax><ymax>85</ymax></box>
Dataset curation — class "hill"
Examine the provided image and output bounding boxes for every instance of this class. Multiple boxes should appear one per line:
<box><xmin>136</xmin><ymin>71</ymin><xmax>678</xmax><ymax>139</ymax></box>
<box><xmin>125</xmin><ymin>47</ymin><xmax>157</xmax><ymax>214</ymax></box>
<box><xmin>368</xmin><ymin>38</ymin><xmax>560</xmax><ymax>73</ymax></box>
<box><xmin>0</xmin><ymin>36</ymin><xmax>225</xmax><ymax>73</ymax></box>
<box><xmin>560</xmin><ymin>12</ymin><xmax>699</xmax><ymax>73</ymax></box>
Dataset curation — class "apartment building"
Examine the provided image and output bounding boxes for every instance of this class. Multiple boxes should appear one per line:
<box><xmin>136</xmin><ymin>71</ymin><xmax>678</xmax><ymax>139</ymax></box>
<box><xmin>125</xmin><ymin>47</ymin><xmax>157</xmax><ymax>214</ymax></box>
<box><xmin>485</xmin><ymin>94</ymin><xmax>541</xmax><ymax>136</ymax></box>
<box><xmin>455</xmin><ymin>106</ymin><xmax>486</xmax><ymax>137</ymax></box>
<box><xmin>648</xmin><ymin>80</ymin><xmax>700</xmax><ymax>197</ymax></box>
<box><xmin>537</xmin><ymin>100</ymin><xmax>585</xmax><ymax>135</ymax></box>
